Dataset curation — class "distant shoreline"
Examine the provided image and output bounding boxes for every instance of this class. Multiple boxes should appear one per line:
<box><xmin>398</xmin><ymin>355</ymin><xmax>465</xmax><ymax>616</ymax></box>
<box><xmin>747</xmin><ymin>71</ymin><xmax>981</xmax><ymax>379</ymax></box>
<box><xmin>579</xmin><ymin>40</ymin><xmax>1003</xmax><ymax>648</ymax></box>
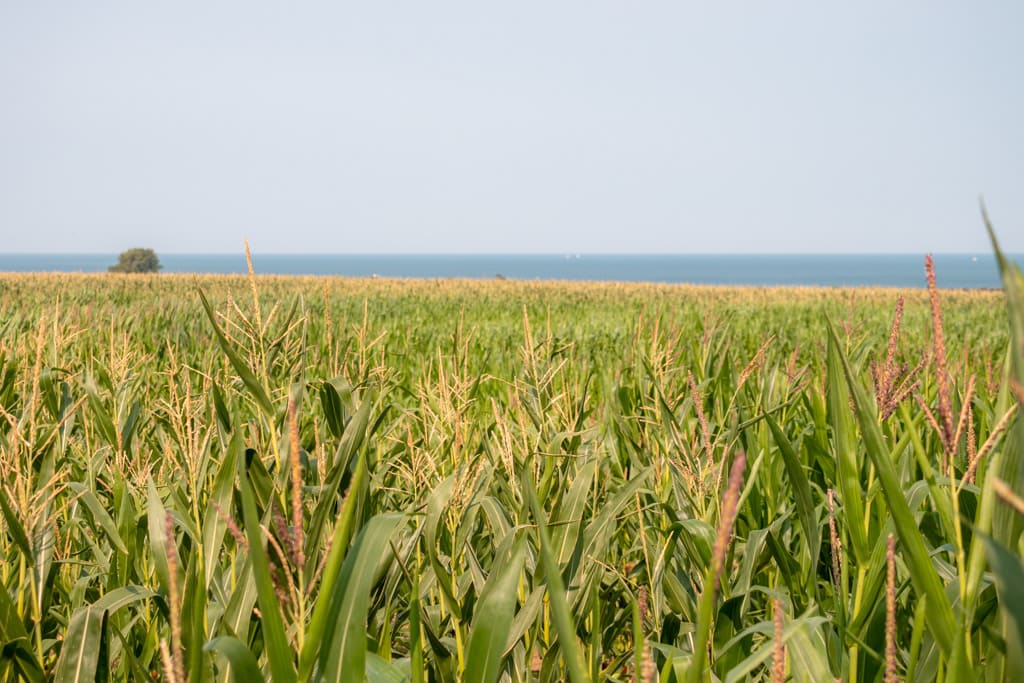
<box><xmin>0</xmin><ymin>253</ymin><xmax>1019</xmax><ymax>289</ymax></box>
<box><xmin>0</xmin><ymin>272</ymin><xmax>1012</xmax><ymax>296</ymax></box>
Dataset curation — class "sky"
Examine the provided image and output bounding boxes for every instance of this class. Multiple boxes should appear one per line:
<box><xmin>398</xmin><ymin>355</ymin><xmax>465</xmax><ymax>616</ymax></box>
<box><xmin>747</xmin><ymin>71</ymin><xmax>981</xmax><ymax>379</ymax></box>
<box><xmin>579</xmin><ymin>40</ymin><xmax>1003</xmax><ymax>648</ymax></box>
<box><xmin>1</xmin><ymin>3</ymin><xmax>1022</xmax><ymax>254</ymax></box>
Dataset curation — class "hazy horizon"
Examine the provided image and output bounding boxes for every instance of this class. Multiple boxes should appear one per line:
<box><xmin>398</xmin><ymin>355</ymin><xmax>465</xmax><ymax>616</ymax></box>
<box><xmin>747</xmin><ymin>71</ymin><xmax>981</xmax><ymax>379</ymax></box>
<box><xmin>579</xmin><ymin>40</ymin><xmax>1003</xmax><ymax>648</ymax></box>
<box><xmin>3</xmin><ymin>3</ymin><xmax>1022</xmax><ymax>254</ymax></box>
<box><xmin>2</xmin><ymin>249</ymin><xmax>1022</xmax><ymax>257</ymax></box>
<box><xmin>2</xmin><ymin>252</ymin><xmax>1018</xmax><ymax>289</ymax></box>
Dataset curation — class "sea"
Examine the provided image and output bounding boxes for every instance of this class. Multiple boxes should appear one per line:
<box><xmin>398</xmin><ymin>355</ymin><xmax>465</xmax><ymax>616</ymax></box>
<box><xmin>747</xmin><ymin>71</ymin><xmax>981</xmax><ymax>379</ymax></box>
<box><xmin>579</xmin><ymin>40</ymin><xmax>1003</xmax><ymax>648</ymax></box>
<box><xmin>0</xmin><ymin>253</ymin><xmax>1020</xmax><ymax>289</ymax></box>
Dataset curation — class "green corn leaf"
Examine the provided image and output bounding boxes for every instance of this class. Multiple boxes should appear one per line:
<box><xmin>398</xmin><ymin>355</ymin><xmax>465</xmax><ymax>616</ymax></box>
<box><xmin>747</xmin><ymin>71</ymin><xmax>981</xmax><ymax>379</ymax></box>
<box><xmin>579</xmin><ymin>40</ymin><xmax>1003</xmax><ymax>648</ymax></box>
<box><xmin>981</xmin><ymin>533</ymin><xmax>1024</xmax><ymax>681</ymax></box>
<box><xmin>67</xmin><ymin>482</ymin><xmax>129</xmax><ymax>555</ymax></box>
<box><xmin>409</xmin><ymin>567</ymin><xmax>424</xmax><ymax>683</ymax></box>
<box><xmin>54</xmin><ymin>586</ymin><xmax>156</xmax><ymax>682</ymax></box>
<box><xmin>197</xmin><ymin>285</ymin><xmax>274</xmax><ymax>417</ymax></box>
<box><xmin>204</xmin><ymin>636</ymin><xmax>264</xmax><ymax>682</ymax></box>
<box><xmin>320</xmin><ymin>381</ymin><xmax>347</xmax><ymax>439</ymax></box>
<box><xmin>551</xmin><ymin>458</ymin><xmax>597</xmax><ymax>566</ymax></box>
<box><xmin>202</xmin><ymin>428</ymin><xmax>242</xmax><ymax>586</ymax></box>
<box><xmin>85</xmin><ymin>387</ymin><xmax>119</xmax><ymax>451</ymax></box>
<box><xmin>826</xmin><ymin>331</ymin><xmax>871</xmax><ymax>565</ymax></box>
<box><xmin>318</xmin><ymin>513</ymin><xmax>405</xmax><ymax>683</ymax></box>
<box><xmin>722</xmin><ymin>616</ymin><xmax>830</xmax><ymax>683</ymax></box>
<box><xmin>504</xmin><ymin>586</ymin><xmax>546</xmax><ymax>657</ymax></box>
<box><xmin>366</xmin><ymin>652</ymin><xmax>409</xmax><ymax>683</ymax></box>
<box><xmin>55</xmin><ymin>605</ymin><xmax>102</xmax><ymax>683</ymax></box>
<box><xmin>146</xmin><ymin>478</ymin><xmax>171</xmax><ymax>594</ymax></box>
<box><xmin>184</xmin><ymin>548</ymin><xmax>207</xmax><ymax>683</ymax></box>
<box><xmin>333</xmin><ymin>393</ymin><xmax>372</xmax><ymax>472</ymax></box>
<box><xmin>984</xmin><ymin>206</ymin><xmax>1024</xmax><ymax>388</ymax></box>
<box><xmin>571</xmin><ymin>467</ymin><xmax>651</xmax><ymax>611</ymax></box>
<box><xmin>985</xmin><ymin>212</ymin><xmax>1024</xmax><ymax>547</ymax></box>
<box><xmin>986</xmin><ymin>210</ymin><xmax>1024</xmax><ymax>678</ymax></box>
<box><xmin>766</xmin><ymin>414</ymin><xmax>821</xmax><ymax>580</ymax></box>
<box><xmin>522</xmin><ymin>471</ymin><xmax>589</xmax><ymax>683</ymax></box>
<box><xmin>464</xmin><ymin>539</ymin><xmax>526</xmax><ymax>683</ymax></box>
<box><xmin>964</xmin><ymin>209</ymin><xmax>1024</xmax><ymax>628</ymax></box>
<box><xmin>305</xmin><ymin>395</ymin><xmax>373</xmax><ymax>587</ymax></box>
<box><xmin>299</xmin><ymin>447</ymin><xmax>370</xmax><ymax>680</ymax></box>
<box><xmin>86</xmin><ymin>583</ymin><xmax>157</xmax><ymax>614</ymax></box>
<box><xmin>119</xmin><ymin>399</ymin><xmax>142</xmax><ymax>454</ymax></box>
<box><xmin>211</xmin><ymin>381</ymin><xmax>233</xmax><ymax>434</ymax></box>
<box><xmin>421</xmin><ymin>475</ymin><xmax>461</xmax><ymax>622</ymax></box>
<box><xmin>221</xmin><ymin>557</ymin><xmax>260</xmax><ymax>646</ymax></box>
<box><xmin>0</xmin><ymin>583</ymin><xmax>43</xmax><ymax>682</ymax></box>
<box><xmin>0</xmin><ymin>488</ymin><xmax>32</xmax><ymax>561</ymax></box>
<box><xmin>239</xmin><ymin>463</ymin><xmax>297</xmax><ymax>683</ymax></box>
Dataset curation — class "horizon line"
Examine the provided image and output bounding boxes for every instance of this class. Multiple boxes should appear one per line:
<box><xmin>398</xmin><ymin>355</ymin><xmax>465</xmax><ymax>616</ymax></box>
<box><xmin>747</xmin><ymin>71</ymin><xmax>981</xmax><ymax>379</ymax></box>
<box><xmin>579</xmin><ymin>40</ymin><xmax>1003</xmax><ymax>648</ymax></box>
<box><xmin>1</xmin><ymin>251</ymin><xmax>1020</xmax><ymax>257</ymax></box>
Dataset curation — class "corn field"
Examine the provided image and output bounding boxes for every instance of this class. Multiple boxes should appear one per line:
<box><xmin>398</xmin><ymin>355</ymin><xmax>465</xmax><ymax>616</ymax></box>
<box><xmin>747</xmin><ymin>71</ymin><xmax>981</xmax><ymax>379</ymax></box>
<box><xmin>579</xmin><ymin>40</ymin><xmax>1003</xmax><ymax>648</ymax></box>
<box><xmin>1</xmin><ymin>236</ymin><xmax>1023</xmax><ymax>682</ymax></box>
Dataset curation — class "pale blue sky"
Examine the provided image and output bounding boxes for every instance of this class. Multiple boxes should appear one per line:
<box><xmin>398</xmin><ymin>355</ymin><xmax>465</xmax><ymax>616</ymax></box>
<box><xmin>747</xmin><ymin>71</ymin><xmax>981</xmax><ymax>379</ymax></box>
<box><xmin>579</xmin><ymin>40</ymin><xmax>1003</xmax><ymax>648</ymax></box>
<box><xmin>1</xmin><ymin>3</ymin><xmax>1021</xmax><ymax>254</ymax></box>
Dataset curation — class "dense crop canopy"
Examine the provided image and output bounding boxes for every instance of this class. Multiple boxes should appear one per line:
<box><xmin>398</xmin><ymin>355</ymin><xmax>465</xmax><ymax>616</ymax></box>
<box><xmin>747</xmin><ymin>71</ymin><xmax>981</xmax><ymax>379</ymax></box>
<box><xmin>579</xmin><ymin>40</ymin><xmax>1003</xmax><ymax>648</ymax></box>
<box><xmin>0</xmin><ymin>247</ymin><xmax>1022</xmax><ymax>681</ymax></box>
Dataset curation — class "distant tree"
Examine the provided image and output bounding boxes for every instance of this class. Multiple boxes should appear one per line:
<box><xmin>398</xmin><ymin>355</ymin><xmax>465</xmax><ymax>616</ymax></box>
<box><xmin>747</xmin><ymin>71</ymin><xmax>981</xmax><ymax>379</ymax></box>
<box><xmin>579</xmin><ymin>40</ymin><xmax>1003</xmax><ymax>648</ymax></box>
<box><xmin>109</xmin><ymin>248</ymin><xmax>162</xmax><ymax>274</ymax></box>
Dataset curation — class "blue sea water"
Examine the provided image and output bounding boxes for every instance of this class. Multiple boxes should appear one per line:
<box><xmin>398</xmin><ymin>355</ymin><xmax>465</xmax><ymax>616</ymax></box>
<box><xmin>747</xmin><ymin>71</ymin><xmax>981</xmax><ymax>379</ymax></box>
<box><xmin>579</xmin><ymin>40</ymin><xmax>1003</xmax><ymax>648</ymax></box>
<box><xmin>0</xmin><ymin>253</ymin><xmax>1020</xmax><ymax>289</ymax></box>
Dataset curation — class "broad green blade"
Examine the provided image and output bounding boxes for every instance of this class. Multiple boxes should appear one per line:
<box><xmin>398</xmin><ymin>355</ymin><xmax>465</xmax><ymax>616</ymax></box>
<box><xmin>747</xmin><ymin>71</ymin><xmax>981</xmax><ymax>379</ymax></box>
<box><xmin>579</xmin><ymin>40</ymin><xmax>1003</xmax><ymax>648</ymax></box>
<box><xmin>239</xmin><ymin>464</ymin><xmax>297</xmax><ymax>683</ymax></box>
<box><xmin>464</xmin><ymin>539</ymin><xmax>527</xmax><ymax>683</ymax></box>
<box><xmin>318</xmin><ymin>513</ymin><xmax>404</xmax><ymax>683</ymax></box>
<box><xmin>89</xmin><ymin>584</ymin><xmax>157</xmax><ymax>613</ymax></box>
<box><xmin>202</xmin><ymin>428</ymin><xmax>242</xmax><ymax>587</ymax></box>
<box><xmin>319</xmin><ymin>381</ymin><xmax>347</xmax><ymax>439</ymax></box>
<box><xmin>304</xmin><ymin>394</ymin><xmax>374</xmax><ymax>588</ymax></box>
<box><xmin>767</xmin><ymin>415</ymin><xmax>821</xmax><ymax>578</ymax></box>
<box><xmin>981</xmin><ymin>533</ymin><xmax>1024</xmax><ymax>681</ymax></box>
<box><xmin>826</xmin><ymin>329</ymin><xmax>871</xmax><ymax>565</ymax></box>
<box><xmin>205</xmin><ymin>636</ymin><xmax>264</xmax><ymax>682</ymax></box>
<box><xmin>366</xmin><ymin>652</ymin><xmax>409</xmax><ymax>683</ymax></box>
<box><xmin>0</xmin><ymin>489</ymin><xmax>31</xmax><ymax>561</ymax></box>
<box><xmin>522</xmin><ymin>471</ymin><xmax>589</xmax><ymax>683</ymax></box>
<box><xmin>54</xmin><ymin>586</ymin><xmax>155</xmax><ymax>682</ymax></box>
<box><xmin>0</xmin><ymin>583</ymin><xmax>43</xmax><ymax>682</ymax></box>
<box><xmin>54</xmin><ymin>605</ymin><xmax>103</xmax><ymax>683</ymax></box>
<box><xmin>211</xmin><ymin>381</ymin><xmax>233</xmax><ymax>433</ymax></box>
<box><xmin>551</xmin><ymin>458</ymin><xmax>597</xmax><ymax>566</ymax></box>
<box><xmin>146</xmin><ymin>478</ymin><xmax>172</xmax><ymax>594</ymax></box>
<box><xmin>985</xmin><ymin>213</ymin><xmax>1024</xmax><ymax>547</ymax></box>
<box><xmin>299</xmin><ymin>446</ymin><xmax>371</xmax><ymax>680</ymax></box>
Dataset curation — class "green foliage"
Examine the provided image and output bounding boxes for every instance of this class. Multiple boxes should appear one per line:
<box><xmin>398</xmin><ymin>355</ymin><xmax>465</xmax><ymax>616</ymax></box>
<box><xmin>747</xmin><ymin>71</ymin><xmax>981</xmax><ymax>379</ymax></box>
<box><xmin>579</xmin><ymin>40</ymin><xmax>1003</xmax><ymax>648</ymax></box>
<box><xmin>0</xmin><ymin>246</ymin><xmax>1021</xmax><ymax>681</ymax></box>
<box><xmin>108</xmin><ymin>247</ymin><xmax>161</xmax><ymax>273</ymax></box>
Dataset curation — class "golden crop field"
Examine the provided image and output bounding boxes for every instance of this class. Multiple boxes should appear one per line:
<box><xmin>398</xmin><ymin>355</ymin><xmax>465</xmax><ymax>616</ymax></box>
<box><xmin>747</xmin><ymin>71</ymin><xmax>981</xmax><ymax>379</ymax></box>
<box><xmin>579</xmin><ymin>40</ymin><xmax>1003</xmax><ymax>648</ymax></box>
<box><xmin>0</xmin><ymin>251</ymin><xmax>1022</xmax><ymax>682</ymax></box>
